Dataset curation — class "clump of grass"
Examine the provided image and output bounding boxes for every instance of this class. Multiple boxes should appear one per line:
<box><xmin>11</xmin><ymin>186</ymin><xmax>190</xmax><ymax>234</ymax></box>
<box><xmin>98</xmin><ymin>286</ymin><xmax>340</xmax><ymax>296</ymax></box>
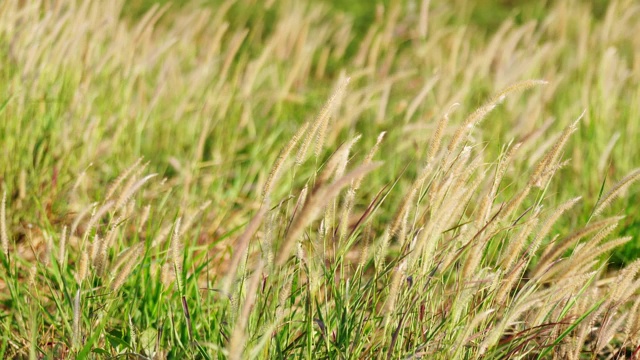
<box><xmin>1</xmin><ymin>0</ymin><xmax>640</xmax><ymax>359</ymax></box>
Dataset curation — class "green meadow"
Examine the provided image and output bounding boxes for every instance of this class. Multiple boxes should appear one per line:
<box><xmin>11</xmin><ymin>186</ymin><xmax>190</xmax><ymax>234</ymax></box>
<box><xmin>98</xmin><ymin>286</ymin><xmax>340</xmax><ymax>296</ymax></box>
<box><xmin>1</xmin><ymin>0</ymin><xmax>639</xmax><ymax>358</ymax></box>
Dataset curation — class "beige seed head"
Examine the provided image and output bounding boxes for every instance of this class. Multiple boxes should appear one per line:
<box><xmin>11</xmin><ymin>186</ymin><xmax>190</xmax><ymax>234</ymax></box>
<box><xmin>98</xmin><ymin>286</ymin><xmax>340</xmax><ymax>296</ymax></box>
<box><xmin>76</xmin><ymin>251</ymin><xmax>89</xmax><ymax>285</ymax></box>
<box><xmin>111</xmin><ymin>246</ymin><xmax>143</xmax><ymax>292</ymax></box>
<box><xmin>170</xmin><ymin>217</ymin><xmax>183</xmax><ymax>293</ymax></box>
<box><xmin>105</xmin><ymin>157</ymin><xmax>143</xmax><ymax>201</ymax></box>
<box><xmin>263</xmin><ymin>121</ymin><xmax>309</xmax><ymax>204</ymax></box>
<box><xmin>58</xmin><ymin>226</ymin><xmax>67</xmax><ymax>267</ymax></box>
<box><xmin>593</xmin><ymin>168</ymin><xmax>640</xmax><ymax>217</ymax></box>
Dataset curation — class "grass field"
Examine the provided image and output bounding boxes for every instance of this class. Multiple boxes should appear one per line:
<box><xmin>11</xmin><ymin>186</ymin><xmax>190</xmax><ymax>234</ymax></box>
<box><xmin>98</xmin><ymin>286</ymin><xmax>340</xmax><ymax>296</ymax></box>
<box><xmin>1</xmin><ymin>0</ymin><xmax>640</xmax><ymax>358</ymax></box>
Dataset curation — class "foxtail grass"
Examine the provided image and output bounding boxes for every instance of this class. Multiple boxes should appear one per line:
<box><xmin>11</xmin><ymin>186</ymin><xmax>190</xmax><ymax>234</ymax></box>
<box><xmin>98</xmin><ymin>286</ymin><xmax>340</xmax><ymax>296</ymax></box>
<box><xmin>2</xmin><ymin>0</ymin><xmax>640</xmax><ymax>359</ymax></box>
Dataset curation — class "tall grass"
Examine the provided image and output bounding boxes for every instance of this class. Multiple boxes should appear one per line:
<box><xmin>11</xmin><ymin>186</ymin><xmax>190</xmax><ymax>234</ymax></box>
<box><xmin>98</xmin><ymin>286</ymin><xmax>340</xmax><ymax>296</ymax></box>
<box><xmin>1</xmin><ymin>0</ymin><xmax>639</xmax><ymax>358</ymax></box>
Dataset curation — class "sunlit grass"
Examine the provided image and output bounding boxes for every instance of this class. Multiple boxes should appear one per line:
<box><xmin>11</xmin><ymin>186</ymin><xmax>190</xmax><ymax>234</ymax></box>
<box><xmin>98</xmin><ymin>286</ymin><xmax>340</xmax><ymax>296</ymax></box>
<box><xmin>1</xmin><ymin>0</ymin><xmax>639</xmax><ymax>358</ymax></box>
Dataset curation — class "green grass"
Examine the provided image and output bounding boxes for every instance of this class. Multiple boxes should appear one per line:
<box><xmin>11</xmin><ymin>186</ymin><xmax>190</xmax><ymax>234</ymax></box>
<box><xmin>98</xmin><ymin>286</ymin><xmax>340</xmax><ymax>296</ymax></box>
<box><xmin>1</xmin><ymin>0</ymin><xmax>640</xmax><ymax>358</ymax></box>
